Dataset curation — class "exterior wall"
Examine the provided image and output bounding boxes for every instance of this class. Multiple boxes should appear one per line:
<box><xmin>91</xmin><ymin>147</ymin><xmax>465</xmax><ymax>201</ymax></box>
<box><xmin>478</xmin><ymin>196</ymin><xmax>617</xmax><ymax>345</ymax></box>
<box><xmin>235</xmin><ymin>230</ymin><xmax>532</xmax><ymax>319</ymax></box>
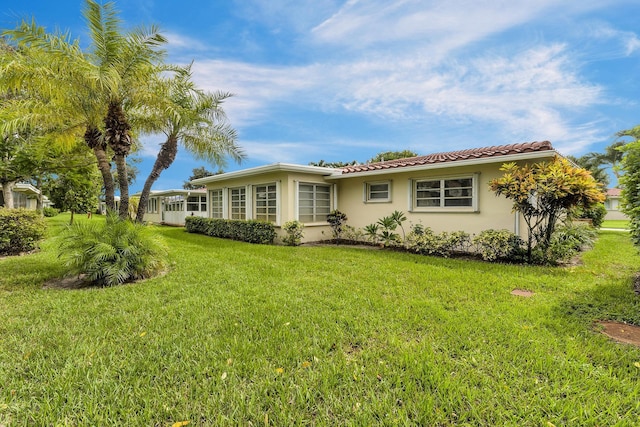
<box><xmin>204</xmin><ymin>171</ymin><xmax>333</xmax><ymax>243</ymax></box>
<box><xmin>604</xmin><ymin>197</ymin><xmax>628</xmax><ymax>220</ymax></box>
<box><xmin>333</xmin><ymin>162</ymin><xmax>522</xmax><ymax>238</ymax></box>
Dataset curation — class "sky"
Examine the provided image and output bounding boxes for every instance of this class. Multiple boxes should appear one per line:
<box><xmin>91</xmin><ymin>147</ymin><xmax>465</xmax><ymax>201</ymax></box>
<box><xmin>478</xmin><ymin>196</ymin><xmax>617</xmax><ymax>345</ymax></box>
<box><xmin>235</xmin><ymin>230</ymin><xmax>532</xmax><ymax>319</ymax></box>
<box><xmin>2</xmin><ymin>0</ymin><xmax>640</xmax><ymax>191</ymax></box>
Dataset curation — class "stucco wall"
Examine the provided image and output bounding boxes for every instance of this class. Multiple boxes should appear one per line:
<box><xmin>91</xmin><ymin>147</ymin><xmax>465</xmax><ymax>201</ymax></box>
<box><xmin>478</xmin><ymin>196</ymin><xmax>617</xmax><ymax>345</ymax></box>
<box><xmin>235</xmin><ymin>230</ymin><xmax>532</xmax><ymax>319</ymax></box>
<box><xmin>331</xmin><ymin>162</ymin><xmax>522</xmax><ymax>238</ymax></box>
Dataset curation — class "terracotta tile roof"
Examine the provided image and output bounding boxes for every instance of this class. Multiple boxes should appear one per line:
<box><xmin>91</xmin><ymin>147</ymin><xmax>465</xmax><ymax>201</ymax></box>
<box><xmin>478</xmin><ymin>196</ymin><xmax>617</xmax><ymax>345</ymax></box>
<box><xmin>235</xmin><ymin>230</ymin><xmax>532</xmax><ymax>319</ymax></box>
<box><xmin>606</xmin><ymin>188</ymin><xmax>622</xmax><ymax>197</ymax></box>
<box><xmin>340</xmin><ymin>141</ymin><xmax>554</xmax><ymax>174</ymax></box>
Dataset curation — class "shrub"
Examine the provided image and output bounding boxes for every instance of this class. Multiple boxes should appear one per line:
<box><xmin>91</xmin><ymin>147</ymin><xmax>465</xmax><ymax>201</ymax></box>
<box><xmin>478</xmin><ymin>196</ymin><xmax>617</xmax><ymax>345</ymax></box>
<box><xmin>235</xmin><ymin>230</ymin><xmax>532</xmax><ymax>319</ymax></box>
<box><xmin>326</xmin><ymin>210</ymin><xmax>348</xmax><ymax>240</ymax></box>
<box><xmin>282</xmin><ymin>220</ymin><xmax>304</xmax><ymax>246</ymax></box>
<box><xmin>406</xmin><ymin>226</ymin><xmax>470</xmax><ymax>257</ymax></box>
<box><xmin>341</xmin><ymin>225</ymin><xmax>365</xmax><ymax>243</ymax></box>
<box><xmin>0</xmin><ymin>208</ymin><xmax>47</xmax><ymax>255</ymax></box>
<box><xmin>534</xmin><ymin>224</ymin><xmax>598</xmax><ymax>264</ymax></box>
<box><xmin>57</xmin><ymin>214</ymin><xmax>168</xmax><ymax>286</ymax></box>
<box><xmin>42</xmin><ymin>207</ymin><xmax>60</xmax><ymax>217</ymax></box>
<box><xmin>185</xmin><ymin>217</ymin><xmax>276</xmax><ymax>244</ymax></box>
<box><xmin>472</xmin><ymin>229</ymin><xmax>523</xmax><ymax>262</ymax></box>
<box><xmin>574</xmin><ymin>203</ymin><xmax>607</xmax><ymax>228</ymax></box>
<box><xmin>364</xmin><ymin>223</ymin><xmax>380</xmax><ymax>244</ymax></box>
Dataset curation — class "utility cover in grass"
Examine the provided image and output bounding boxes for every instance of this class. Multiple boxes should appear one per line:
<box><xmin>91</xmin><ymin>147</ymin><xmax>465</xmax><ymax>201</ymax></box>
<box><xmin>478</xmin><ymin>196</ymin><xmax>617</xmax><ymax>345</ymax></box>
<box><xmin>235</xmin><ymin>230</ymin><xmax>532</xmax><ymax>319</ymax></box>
<box><xmin>597</xmin><ymin>321</ymin><xmax>640</xmax><ymax>347</ymax></box>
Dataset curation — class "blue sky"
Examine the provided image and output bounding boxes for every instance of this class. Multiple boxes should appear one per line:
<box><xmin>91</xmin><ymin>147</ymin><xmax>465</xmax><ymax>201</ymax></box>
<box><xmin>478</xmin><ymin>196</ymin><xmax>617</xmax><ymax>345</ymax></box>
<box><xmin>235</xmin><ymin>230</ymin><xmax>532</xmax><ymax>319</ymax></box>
<box><xmin>3</xmin><ymin>0</ymin><xmax>640</xmax><ymax>191</ymax></box>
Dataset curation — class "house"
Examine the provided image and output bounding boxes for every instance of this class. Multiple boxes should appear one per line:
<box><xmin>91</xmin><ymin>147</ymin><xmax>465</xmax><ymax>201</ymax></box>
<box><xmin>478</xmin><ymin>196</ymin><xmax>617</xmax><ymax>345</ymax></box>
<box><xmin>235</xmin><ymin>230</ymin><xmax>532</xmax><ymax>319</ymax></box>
<box><xmin>135</xmin><ymin>189</ymin><xmax>207</xmax><ymax>226</ymax></box>
<box><xmin>0</xmin><ymin>182</ymin><xmax>49</xmax><ymax>210</ymax></box>
<box><xmin>604</xmin><ymin>188</ymin><xmax>627</xmax><ymax>220</ymax></box>
<box><xmin>190</xmin><ymin>141</ymin><xmax>559</xmax><ymax>243</ymax></box>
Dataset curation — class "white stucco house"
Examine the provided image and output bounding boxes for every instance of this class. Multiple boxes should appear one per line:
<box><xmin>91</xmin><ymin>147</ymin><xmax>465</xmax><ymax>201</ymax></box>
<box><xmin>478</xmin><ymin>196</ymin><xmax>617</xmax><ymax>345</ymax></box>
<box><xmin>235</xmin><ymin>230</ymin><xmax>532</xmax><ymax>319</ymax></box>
<box><xmin>604</xmin><ymin>188</ymin><xmax>627</xmax><ymax>220</ymax></box>
<box><xmin>189</xmin><ymin>141</ymin><xmax>561</xmax><ymax>243</ymax></box>
<box><xmin>0</xmin><ymin>182</ymin><xmax>50</xmax><ymax>210</ymax></box>
<box><xmin>135</xmin><ymin>189</ymin><xmax>207</xmax><ymax>226</ymax></box>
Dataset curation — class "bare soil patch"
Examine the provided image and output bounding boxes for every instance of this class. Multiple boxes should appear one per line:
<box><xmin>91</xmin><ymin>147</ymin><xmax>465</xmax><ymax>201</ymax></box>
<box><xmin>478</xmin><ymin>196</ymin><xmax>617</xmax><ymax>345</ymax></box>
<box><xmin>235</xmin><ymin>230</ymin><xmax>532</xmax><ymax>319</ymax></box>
<box><xmin>597</xmin><ymin>321</ymin><xmax>640</xmax><ymax>347</ymax></box>
<box><xmin>511</xmin><ymin>289</ymin><xmax>535</xmax><ymax>297</ymax></box>
<box><xmin>43</xmin><ymin>275</ymin><xmax>94</xmax><ymax>290</ymax></box>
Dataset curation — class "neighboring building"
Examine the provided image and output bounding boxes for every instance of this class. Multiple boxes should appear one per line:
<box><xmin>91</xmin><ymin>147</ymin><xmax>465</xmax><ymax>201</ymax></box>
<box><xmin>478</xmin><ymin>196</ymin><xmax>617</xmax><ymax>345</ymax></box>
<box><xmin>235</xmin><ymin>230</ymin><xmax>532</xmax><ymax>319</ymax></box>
<box><xmin>99</xmin><ymin>196</ymin><xmax>121</xmax><ymax>215</ymax></box>
<box><xmin>135</xmin><ymin>189</ymin><xmax>208</xmax><ymax>226</ymax></box>
<box><xmin>191</xmin><ymin>141</ymin><xmax>560</xmax><ymax>243</ymax></box>
<box><xmin>0</xmin><ymin>183</ymin><xmax>48</xmax><ymax>210</ymax></box>
<box><xmin>604</xmin><ymin>188</ymin><xmax>627</xmax><ymax>220</ymax></box>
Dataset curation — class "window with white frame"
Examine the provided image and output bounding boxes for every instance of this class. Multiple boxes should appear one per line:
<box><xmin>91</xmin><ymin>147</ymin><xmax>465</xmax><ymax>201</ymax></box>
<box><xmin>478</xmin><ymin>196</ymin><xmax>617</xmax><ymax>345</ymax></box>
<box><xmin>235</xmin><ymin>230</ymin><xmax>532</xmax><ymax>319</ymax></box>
<box><xmin>187</xmin><ymin>195</ymin><xmax>207</xmax><ymax>212</ymax></box>
<box><xmin>254</xmin><ymin>183</ymin><xmax>277</xmax><ymax>222</ymax></box>
<box><xmin>413</xmin><ymin>175</ymin><xmax>477</xmax><ymax>210</ymax></box>
<box><xmin>298</xmin><ymin>183</ymin><xmax>331</xmax><ymax>223</ymax></box>
<box><xmin>229</xmin><ymin>187</ymin><xmax>246</xmax><ymax>219</ymax></box>
<box><xmin>365</xmin><ymin>181</ymin><xmax>391</xmax><ymax>202</ymax></box>
<box><xmin>146</xmin><ymin>197</ymin><xmax>157</xmax><ymax>213</ymax></box>
<box><xmin>210</xmin><ymin>189</ymin><xmax>223</xmax><ymax>218</ymax></box>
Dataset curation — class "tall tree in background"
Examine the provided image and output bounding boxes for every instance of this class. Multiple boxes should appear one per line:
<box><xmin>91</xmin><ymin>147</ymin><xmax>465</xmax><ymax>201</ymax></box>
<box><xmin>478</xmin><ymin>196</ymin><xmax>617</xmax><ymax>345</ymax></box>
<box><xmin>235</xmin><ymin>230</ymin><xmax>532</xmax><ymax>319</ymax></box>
<box><xmin>368</xmin><ymin>150</ymin><xmax>418</xmax><ymax>163</ymax></box>
<box><xmin>566</xmin><ymin>154</ymin><xmax>610</xmax><ymax>188</ymax></box>
<box><xmin>134</xmin><ymin>68</ymin><xmax>243</xmax><ymax>223</ymax></box>
<box><xmin>183</xmin><ymin>166</ymin><xmax>220</xmax><ymax>189</ymax></box>
<box><xmin>308</xmin><ymin>160</ymin><xmax>358</xmax><ymax>168</ymax></box>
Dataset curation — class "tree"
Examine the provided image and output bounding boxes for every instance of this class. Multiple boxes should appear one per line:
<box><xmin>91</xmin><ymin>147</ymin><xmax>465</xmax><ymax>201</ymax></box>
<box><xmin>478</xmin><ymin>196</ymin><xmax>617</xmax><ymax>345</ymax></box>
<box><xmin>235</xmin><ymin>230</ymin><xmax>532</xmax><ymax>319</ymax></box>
<box><xmin>489</xmin><ymin>157</ymin><xmax>605</xmax><ymax>262</ymax></box>
<box><xmin>183</xmin><ymin>166</ymin><xmax>220</xmax><ymax>190</ymax></box>
<box><xmin>566</xmin><ymin>154</ymin><xmax>610</xmax><ymax>187</ymax></box>
<box><xmin>368</xmin><ymin>150</ymin><xmax>418</xmax><ymax>163</ymax></box>
<box><xmin>620</xmin><ymin>132</ymin><xmax>640</xmax><ymax>247</ymax></box>
<box><xmin>308</xmin><ymin>160</ymin><xmax>358</xmax><ymax>168</ymax></box>
<box><xmin>3</xmin><ymin>0</ymin><xmax>169</xmax><ymax>218</ymax></box>
<box><xmin>134</xmin><ymin>69</ymin><xmax>243</xmax><ymax>222</ymax></box>
<box><xmin>49</xmin><ymin>163</ymin><xmax>100</xmax><ymax>224</ymax></box>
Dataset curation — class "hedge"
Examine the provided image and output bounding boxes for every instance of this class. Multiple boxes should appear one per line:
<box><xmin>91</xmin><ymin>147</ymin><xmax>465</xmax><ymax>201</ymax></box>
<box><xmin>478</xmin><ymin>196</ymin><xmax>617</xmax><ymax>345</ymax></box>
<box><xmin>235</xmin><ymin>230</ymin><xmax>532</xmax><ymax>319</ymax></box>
<box><xmin>185</xmin><ymin>216</ymin><xmax>276</xmax><ymax>244</ymax></box>
<box><xmin>0</xmin><ymin>208</ymin><xmax>47</xmax><ymax>255</ymax></box>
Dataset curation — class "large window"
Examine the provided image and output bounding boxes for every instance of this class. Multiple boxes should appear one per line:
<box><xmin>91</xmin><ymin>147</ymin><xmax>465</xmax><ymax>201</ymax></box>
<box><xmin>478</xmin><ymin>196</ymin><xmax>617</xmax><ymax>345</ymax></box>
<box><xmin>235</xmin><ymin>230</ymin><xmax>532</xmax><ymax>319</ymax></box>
<box><xmin>210</xmin><ymin>189</ymin><xmax>223</xmax><ymax>218</ymax></box>
<box><xmin>365</xmin><ymin>181</ymin><xmax>391</xmax><ymax>202</ymax></box>
<box><xmin>298</xmin><ymin>183</ymin><xmax>331</xmax><ymax>223</ymax></box>
<box><xmin>254</xmin><ymin>183</ymin><xmax>277</xmax><ymax>222</ymax></box>
<box><xmin>187</xmin><ymin>195</ymin><xmax>207</xmax><ymax>212</ymax></box>
<box><xmin>230</xmin><ymin>187</ymin><xmax>246</xmax><ymax>220</ymax></box>
<box><xmin>413</xmin><ymin>176</ymin><xmax>476</xmax><ymax>211</ymax></box>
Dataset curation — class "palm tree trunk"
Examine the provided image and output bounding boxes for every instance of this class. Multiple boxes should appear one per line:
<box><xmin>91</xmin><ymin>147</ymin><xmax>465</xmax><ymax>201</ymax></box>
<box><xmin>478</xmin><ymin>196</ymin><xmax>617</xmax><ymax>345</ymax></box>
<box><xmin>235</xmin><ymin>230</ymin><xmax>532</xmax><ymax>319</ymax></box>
<box><xmin>135</xmin><ymin>135</ymin><xmax>178</xmax><ymax>222</ymax></box>
<box><xmin>1</xmin><ymin>180</ymin><xmax>15</xmax><ymax>208</ymax></box>
<box><xmin>104</xmin><ymin>101</ymin><xmax>132</xmax><ymax>220</ymax></box>
<box><xmin>114</xmin><ymin>153</ymin><xmax>130</xmax><ymax>220</ymax></box>
<box><xmin>84</xmin><ymin>126</ymin><xmax>115</xmax><ymax>211</ymax></box>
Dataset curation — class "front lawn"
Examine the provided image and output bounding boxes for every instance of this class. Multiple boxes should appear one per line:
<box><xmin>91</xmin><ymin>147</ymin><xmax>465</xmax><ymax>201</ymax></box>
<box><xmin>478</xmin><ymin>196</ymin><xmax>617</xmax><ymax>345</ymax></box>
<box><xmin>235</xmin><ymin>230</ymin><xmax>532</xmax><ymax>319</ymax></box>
<box><xmin>1</xmin><ymin>215</ymin><xmax>639</xmax><ymax>425</ymax></box>
<box><xmin>602</xmin><ymin>219</ymin><xmax>630</xmax><ymax>229</ymax></box>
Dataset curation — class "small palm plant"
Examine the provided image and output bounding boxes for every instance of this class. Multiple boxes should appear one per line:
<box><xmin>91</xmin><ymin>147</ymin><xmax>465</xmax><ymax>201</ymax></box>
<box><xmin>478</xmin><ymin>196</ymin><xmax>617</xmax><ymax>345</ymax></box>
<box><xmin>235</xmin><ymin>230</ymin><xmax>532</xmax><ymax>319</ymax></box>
<box><xmin>58</xmin><ymin>213</ymin><xmax>168</xmax><ymax>286</ymax></box>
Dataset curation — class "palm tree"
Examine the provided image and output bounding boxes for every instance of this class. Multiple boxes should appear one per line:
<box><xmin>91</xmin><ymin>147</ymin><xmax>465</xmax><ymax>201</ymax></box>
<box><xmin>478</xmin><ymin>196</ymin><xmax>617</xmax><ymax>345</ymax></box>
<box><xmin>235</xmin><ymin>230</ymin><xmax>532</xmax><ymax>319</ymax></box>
<box><xmin>2</xmin><ymin>19</ymin><xmax>116</xmax><ymax>210</ymax></box>
<box><xmin>134</xmin><ymin>69</ymin><xmax>244</xmax><ymax>222</ymax></box>
<box><xmin>83</xmin><ymin>0</ymin><xmax>167</xmax><ymax>219</ymax></box>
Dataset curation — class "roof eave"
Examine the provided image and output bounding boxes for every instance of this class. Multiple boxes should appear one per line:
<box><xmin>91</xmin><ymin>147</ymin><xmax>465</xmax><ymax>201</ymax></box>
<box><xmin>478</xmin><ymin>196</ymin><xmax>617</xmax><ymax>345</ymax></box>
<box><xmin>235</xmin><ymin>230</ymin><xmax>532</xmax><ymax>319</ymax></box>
<box><xmin>326</xmin><ymin>150</ymin><xmax>559</xmax><ymax>180</ymax></box>
<box><xmin>191</xmin><ymin>163</ymin><xmax>339</xmax><ymax>185</ymax></box>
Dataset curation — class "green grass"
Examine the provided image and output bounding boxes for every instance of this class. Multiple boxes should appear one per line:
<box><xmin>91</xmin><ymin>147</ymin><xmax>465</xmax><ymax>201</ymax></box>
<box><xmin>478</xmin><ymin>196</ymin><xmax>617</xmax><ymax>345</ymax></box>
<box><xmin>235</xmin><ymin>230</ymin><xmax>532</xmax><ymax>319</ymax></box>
<box><xmin>602</xmin><ymin>219</ymin><xmax>630</xmax><ymax>229</ymax></box>
<box><xmin>1</xmin><ymin>214</ymin><xmax>640</xmax><ymax>425</ymax></box>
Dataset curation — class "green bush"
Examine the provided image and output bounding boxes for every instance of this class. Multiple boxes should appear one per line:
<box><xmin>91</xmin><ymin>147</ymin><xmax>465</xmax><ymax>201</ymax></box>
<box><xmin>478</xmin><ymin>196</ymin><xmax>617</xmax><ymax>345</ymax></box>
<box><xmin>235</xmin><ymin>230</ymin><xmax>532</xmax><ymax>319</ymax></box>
<box><xmin>574</xmin><ymin>203</ymin><xmax>607</xmax><ymax>228</ymax></box>
<box><xmin>472</xmin><ymin>229</ymin><xmax>523</xmax><ymax>262</ymax></box>
<box><xmin>534</xmin><ymin>224</ymin><xmax>598</xmax><ymax>264</ymax></box>
<box><xmin>185</xmin><ymin>217</ymin><xmax>276</xmax><ymax>244</ymax></box>
<box><xmin>282</xmin><ymin>220</ymin><xmax>304</xmax><ymax>246</ymax></box>
<box><xmin>42</xmin><ymin>207</ymin><xmax>60</xmax><ymax>217</ymax></box>
<box><xmin>0</xmin><ymin>208</ymin><xmax>47</xmax><ymax>255</ymax></box>
<box><xmin>406</xmin><ymin>226</ymin><xmax>470</xmax><ymax>257</ymax></box>
<box><xmin>57</xmin><ymin>214</ymin><xmax>168</xmax><ymax>286</ymax></box>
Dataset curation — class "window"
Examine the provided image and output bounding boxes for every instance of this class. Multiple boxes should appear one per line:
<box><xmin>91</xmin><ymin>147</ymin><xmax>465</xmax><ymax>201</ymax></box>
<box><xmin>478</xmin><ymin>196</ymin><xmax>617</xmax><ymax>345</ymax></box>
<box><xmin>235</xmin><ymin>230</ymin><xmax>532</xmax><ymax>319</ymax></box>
<box><xmin>164</xmin><ymin>196</ymin><xmax>184</xmax><ymax>212</ymax></box>
<box><xmin>230</xmin><ymin>187</ymin><xmax>246</xmax><ymax>219</ymax></box>
<box><xmin>210</xmin><ymin>189</ymin><xmax>223</xmax><ymax>218</ymax></box>
<box><xmin>365</xmin><ymin>181</ymin><xmax>391</xmax><ymax>202</ymax></box>
<box><xmin>187</xmin><ymin>195</ymin><xmax>206</xmax><ymax>212</ymax></box>
<box><xmin>298</xmin><ymin>183</ymin><xmax>331</xmax><ymax>223</ymax></box>
<box><xmin>254</xmin><ymin>183</ymin><xmax>277</xmax><ymax>222</ymax></box>
<box><xmin>146</xmin><ymin>197</ymin><xmax>157</xmax><ymax>213</ymax></box>
<box><xmin>412</xmin><ymin>175</ymin><xmax>477</xmax><ymax>211</ymax></box>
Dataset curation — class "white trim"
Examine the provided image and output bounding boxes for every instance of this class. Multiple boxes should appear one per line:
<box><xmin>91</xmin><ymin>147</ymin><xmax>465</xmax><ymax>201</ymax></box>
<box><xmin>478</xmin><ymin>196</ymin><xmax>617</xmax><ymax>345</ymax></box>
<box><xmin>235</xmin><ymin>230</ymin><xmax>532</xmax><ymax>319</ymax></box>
<box><xmin>191</xmin><ymin>163</ymin><xmax>337</xmax><ymax>185</ymax></box>
<box><xmin>222</xmin><ymin>187</ymin><xmax>229</xmax><ymax>219</ymax></box>
<box><xmin>364</xmin><ymin>180</ymin><xmax>392</xmax><ymax>203</ymax></box>
<box><xmin>410</xmin><ymin>173</ymin><xmax>479</xmax><ymax>213</ymax></box>
<box><xmin>294</xmin><ymin>180</ymin><xmax>300</xmax><ymax>221</ymax></box>
<box><xmin>246</xmin><ymin>184</ymin><xmax>252</xmax><ymax>220</ymax></box>
<box><xmin>276</xmin><ymin>180</ymin><xmax>281</xmax><ymax>226</ymax></box>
